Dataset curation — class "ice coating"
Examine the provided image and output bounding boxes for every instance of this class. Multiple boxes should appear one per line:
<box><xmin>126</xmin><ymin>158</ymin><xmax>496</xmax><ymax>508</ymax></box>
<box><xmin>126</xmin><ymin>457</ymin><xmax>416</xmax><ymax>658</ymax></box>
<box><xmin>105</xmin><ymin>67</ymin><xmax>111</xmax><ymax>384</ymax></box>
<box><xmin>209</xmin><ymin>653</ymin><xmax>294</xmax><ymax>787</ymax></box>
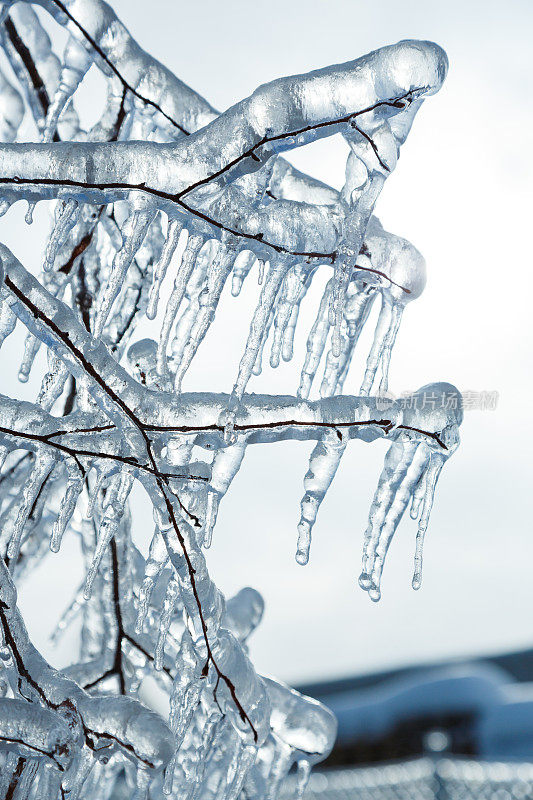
<box><xmin>0</xmin><ymin>4</ymin><xmax>456</xmax><ymax>798</ymax></box>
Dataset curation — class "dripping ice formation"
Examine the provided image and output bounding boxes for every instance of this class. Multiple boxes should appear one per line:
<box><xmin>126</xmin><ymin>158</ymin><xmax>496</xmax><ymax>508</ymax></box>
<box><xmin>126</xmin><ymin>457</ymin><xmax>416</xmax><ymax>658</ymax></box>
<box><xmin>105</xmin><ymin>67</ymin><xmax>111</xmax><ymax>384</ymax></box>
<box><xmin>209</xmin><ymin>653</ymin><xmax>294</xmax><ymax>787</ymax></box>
<box><xmin>0</xmin><ymin>2</ymin><xmax>460</xmax><ymax>798</ymax></box>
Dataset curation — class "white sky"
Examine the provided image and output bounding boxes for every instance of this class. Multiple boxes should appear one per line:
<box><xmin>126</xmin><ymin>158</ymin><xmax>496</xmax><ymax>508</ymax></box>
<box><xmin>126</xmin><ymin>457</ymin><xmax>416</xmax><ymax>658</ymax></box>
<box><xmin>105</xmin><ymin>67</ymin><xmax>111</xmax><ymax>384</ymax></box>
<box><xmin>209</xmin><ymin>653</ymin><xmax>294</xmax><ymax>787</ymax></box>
<box><xmin>1</xmin><ymin>0</ymin><xmax>532</xmax><ymax>685</ymax></box>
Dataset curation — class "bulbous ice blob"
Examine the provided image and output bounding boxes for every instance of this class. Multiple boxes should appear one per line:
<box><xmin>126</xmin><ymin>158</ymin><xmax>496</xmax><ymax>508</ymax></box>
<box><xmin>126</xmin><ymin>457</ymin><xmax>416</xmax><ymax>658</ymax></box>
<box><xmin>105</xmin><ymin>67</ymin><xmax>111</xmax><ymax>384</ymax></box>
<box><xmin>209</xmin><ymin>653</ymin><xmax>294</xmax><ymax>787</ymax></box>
<box><xmin>127</xmin><ymin>338</ymin><xmax>171</xmax><ymax>390</ymax></box>
<box><xmin>263</xmin><ymin>677</ymin><xmax>337</xmax><ymax>763</ymax></box>
<box><xmin>78</xmin><ymin>694</ymin><xmax>175</xmax><ymax>771</ymax></box>
<box><xmin>224</xmin><ymin>588</ymin><xmax>265</xmax><ymax>643</ymax></box>
<box><xmin>400</xmin><ymin>381</ymin><xmax>464</xmax><ymax>445</ymax></box>
<box><xmin>0</xmin><ymin>697</ymin><xmax>75</xmax><ymax>770</ymax></box>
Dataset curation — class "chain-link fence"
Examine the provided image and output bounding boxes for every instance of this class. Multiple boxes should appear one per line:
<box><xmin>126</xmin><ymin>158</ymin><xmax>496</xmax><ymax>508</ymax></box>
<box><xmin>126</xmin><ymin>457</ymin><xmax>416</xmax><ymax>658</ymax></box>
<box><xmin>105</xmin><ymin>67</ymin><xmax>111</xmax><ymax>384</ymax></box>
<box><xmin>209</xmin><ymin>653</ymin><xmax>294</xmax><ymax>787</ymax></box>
<box><xmin>282</xmin><ymin>758</ymin><xmax>533</xmax><ymax>800</ymax></box>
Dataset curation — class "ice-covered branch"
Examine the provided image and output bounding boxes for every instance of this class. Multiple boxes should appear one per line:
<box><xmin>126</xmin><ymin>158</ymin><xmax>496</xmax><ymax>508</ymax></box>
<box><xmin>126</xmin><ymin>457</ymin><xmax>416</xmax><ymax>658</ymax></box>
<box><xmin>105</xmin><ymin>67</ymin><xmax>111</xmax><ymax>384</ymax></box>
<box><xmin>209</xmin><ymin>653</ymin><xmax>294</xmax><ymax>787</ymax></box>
<box><xmin>0</xmin><ymin>7</ymin><xmax>457</xmax><ymax>796</ymax></box>
<box><xmin>0</xmin><ymin>39</ymin><xmax>446</xmax><ymax>249</ymax></box>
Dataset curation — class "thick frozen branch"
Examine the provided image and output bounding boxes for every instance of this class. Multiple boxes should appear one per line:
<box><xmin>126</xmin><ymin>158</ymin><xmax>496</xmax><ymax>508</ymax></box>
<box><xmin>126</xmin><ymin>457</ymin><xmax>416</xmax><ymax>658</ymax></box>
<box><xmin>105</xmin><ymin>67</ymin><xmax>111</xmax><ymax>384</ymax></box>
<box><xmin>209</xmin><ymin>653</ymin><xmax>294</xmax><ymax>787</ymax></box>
<box><xmin>0</xmin><ymin>40</ymin><xmax>446</xmax><ymax>256</ymax></box>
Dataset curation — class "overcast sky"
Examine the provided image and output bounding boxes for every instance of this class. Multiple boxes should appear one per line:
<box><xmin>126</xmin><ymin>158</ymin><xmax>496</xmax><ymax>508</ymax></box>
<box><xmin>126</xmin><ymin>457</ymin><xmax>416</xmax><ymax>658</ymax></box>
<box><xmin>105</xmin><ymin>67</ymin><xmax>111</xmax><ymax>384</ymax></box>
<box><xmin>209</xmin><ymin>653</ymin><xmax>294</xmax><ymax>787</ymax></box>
<box><xmin>1</xmin><ymin>0</ymin><xmax>532</xmax><ymax>686</ymax></box>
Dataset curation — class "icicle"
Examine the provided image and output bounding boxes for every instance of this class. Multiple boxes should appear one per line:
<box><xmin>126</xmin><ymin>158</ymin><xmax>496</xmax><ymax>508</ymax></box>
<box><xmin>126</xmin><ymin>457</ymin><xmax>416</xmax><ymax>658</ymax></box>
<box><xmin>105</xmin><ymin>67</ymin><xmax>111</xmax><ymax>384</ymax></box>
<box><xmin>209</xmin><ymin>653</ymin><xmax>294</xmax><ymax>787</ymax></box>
<box><xmin>40</xmin><ymin>761</ymin><xmax>64</xmax><ymax>798</ymax></box>
<box><xmin>50</xmin><ymin>462</ymin><xmax>84</xmax><ymax>552</ymax></box>
<box><xmin>19</xmin><ymin>329</ymin><xmax>44</xmax><ymax>383</ymax></box>
<box><xmin>320</xmin><ymin>285</ymin><xmax>376</xmax><ymax>397</ymax></box>
<box><xmin>345</xmin><ymin>283</ymin><xmax>377</xmax><ymax>337</ymax></box>
<box><xmin>154</xmin><ymin>575</ymin><xmax>179</xmax><ymax>670</ymax></box>
<box><xmin>168</xmin><ymin>631</ymin><xmax>203</xmax><ymax>748</ymax></box>
<box><xmin>12</xmin><ymin>758</ymin><xmax>39</xmax><ymax>800</ymax></box>
<box><xmin>359</xmin><ymin>297</ymin><xmax>397</xmax><ymax>396</ymax></box>
<box><xmin>329</xmin><ymin>263</ymin><xmax>351</xmax><ymax>359</ymax></box>
<box><xmin>270</xmin><ymin>263</ymin><xmax>308</xmax><ymax>369</ymax></box>
<box><xmin>159</xmin><ymin>234</ymin><xmax>206</xmax><ymax>376</ymax></box>
<box><xmin>203</xmin><ymin>491</ymin><xmax>219</xmax><ymax>549</ymax></box>
<box><xmin>298</xmin><ymin>277</ymin><xmax>334</xmax><ymax>399</ymax></box>
<box><xmin>163</xmin><ymin>757</ymin><xmax>178</xmax><ymax>796</ymax></box>
<box><xmin>0</xmin><ymin>755</ymin><xmax>18</xmax><ymax>799</ymax></box>
<box><xmin>174</xmin><ymin>242</ymin><xmax>237</xmax><ymax>391</ymax></box>
<box><xmin>412</xmin><ymin>455</ymin><xmax>445</xmax><ymax>590</ymax></box>
<box><xmin>84</xmin><ymin>472</ymin><xmax>134</xmax><ymax>599</ymax></box>
<box><xmin>86</xmin><ymin>465</ymin><xmax>115</xmax><ymax>519</ymax></box>
<box><xmin>106</xmin><ymin>260</ymin><xmax>153</xmax><ymax>359</ymax></box>
<box><xmin>133</xmin><ymin>764</ymin><xmax>151</xmax><ymax>800</ymax></box>
<box><xmin>147</xmin><ymin>218</ymin><xmax>183</xmax><ymax>320</ymax></box>
<box><xmin>204</xmin><ymin>439</ymin><xmax>248</xmax><ymax>548</ymax></box>
<box><xmin>359</xmin><ymin>441</ymin><xmax>430</xmax><ymax>601</ymax></box>
<box><xmin>183</xmin><ymin>711</ymin><xmax>223</xmax><ymax>800</ymax></box>
<box><xmin>25</xmin><ymin>201</ymin><xmax>35</xmax><ymax>225</ymax></box>
<box><xmin>282</xmin><ymin>303</ymin><xmax>302</xmax><ymax>364</ymax></box>
<box><xmin>336</xmin><ymin>341</ymin><xmax>359</xmax><ymax>397</ymax></box>
<box><xmin>135</xmin><ymin>529</ymin><xmax>170</xmax><ymax>633</ymax></box>
<box><xmin>93</xmin><ymin>208</ymin><xmax>156</xmax><ymax>338</ymax></box>
<box><xmin>319</xmin><ymin>318</ymin><xmax>350</xmax><ymax>398</ymax></box>
<box><xmin>5</xmin><ymin>451</ymin><xmax>55</xmax><ymax>561</ymax></box>
<box><xmin>265</xmin><ymin>742</ymin><xmax>293</xmax><ymax>800</ymax></box>
<box><xmin>43</xmin><ymin>199</ymin><xmax>80</xmax><ymax>272</ymax></box>
<box><xmin>378</xmin><ymin>302</ymin><xmax>403</xmax><ymax>395</ymax></box>
<box><xmin>295</xmin><ymin>759</ymin><xmax>312</xmax><ymax>799</ymax></box>
<box><xmin>0</xmin><ymin>296</ymin><xmax>16</xmax><ymax>349</ymax></box>
<box><xmin>257</xmin><ymin>260</ymin><xmax>265</xmax><ymax>285</ymax></box>
<box><xmin>49</xmin><ymin>582</ymin><xmax>85</xmax><ymax>645</ymax></box>
<box><xmin>43</xmin><ymin>35</ymin><xmax>93</xmax><ymax>142</ymax></box>
<box><xmin>296</xmin><ymin>431</ymin><xmax>346</xmax><ymax>565</ymax></box>
<box><xmin>36</xmin><ymin>357</ymin><xmax>70</xmax><ymax>411</ymax></box>
<box><xmin>231</xmin><ymin>261</ymin><xmax>287</xmax><ymax>401</ymax></box>
<box><xmin>231</xmin><ymin>251</ymin><xmax>256</xmax><ymax>296</ymax></box>
<box><xmin>84</xmin><ymin>519</ymin><xmax>119</xmax><ymax>599</ymax></box>
<box><xmin>252</xmin><ymin>309</ymin><xmax>274</xmax><ymax>376</ymax></box>
<box><xmin>224</xmin><ymin>743</ymin><xmax>256</xmax><ymax>800</ymax></box>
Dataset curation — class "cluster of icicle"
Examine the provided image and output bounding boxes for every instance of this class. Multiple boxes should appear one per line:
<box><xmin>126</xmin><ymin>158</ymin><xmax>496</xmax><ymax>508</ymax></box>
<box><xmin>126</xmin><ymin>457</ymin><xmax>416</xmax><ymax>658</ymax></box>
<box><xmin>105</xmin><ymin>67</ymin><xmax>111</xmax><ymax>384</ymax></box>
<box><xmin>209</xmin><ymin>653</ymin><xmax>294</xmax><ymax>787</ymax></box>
<box><xmin>0</xmin><ymin>2</ymin><xmax>461</xmax><ymax>798</ymax></box>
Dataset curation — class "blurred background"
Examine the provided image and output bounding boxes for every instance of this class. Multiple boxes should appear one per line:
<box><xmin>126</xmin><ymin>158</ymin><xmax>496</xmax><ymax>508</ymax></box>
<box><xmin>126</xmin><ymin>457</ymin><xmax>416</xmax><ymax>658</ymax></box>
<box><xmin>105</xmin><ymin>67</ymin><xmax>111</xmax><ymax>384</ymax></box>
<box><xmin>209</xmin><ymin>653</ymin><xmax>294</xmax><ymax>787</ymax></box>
<box><xmin>1</xmin><ymin>2</ymin><xmax>532</xmax><ymax>776</ymax></box>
